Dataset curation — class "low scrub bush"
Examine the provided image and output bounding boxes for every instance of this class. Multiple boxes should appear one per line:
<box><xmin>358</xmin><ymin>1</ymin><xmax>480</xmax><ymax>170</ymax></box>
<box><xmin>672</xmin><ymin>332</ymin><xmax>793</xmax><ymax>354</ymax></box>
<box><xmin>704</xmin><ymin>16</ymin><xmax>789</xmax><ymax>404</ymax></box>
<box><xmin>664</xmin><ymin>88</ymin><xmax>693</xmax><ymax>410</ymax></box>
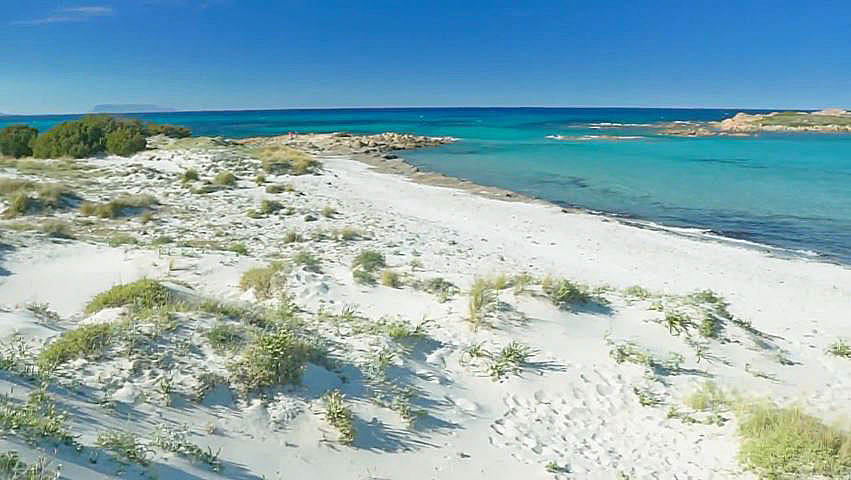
<box><xmin>256</xmin><ymin>145</ymin><xmax>320</xmax><ymax>175</ymax></box>
<box><xmin>228</xmin><ymin>329</ymin><xmax>322</xmax><ymax>391</ymax></box>
<box><xmin>239</xmin><ymin>263</ymin><xmax>284</xmax><ymax>300</ymax></box>
<box><xmin>0</xmin><ymin>125</ymin><xmax>38</xmax><ymax>158</ymax></box>
<box><xmin>84</xmin><ymin>278</ymin><xmax>174</xmax><ymax>315</ymax></box>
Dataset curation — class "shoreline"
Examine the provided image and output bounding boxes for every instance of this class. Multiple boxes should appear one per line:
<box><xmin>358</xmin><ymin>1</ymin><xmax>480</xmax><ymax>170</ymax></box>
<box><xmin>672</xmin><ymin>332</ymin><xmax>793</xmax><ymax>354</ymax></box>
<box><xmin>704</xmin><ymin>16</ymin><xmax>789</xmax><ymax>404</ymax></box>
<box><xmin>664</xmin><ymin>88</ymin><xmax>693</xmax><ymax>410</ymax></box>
<box><xmin>253</xmin><ymin>131</ymin><xmax>848</xmax><ymax>268</ymax></box>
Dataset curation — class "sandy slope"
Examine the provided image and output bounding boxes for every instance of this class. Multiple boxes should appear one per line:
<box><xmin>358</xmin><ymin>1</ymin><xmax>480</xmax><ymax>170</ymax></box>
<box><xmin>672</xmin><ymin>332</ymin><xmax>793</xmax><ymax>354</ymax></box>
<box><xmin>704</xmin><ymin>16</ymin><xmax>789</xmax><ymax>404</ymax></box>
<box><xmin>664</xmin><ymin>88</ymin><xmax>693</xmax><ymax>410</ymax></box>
<box><xmin>0</xmin><ymin>138</ymin><xmax>849</xmax><ymax>479</ymax></box>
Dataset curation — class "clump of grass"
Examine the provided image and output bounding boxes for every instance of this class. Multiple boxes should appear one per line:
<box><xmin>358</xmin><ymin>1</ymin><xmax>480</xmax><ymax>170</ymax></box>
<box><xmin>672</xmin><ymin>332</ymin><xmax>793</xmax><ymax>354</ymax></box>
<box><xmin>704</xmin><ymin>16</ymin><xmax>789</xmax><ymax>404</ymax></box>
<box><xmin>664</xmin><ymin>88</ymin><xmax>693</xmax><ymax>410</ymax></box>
<box><xmin>0</xmin><ymin>179</ymin><xmax>77</xmax><ymax>218</ymax></box>
<box><xmin>609</xmin><ymin>342</ymin><xmax>654</xmax><ymax>368</ymax></box>
<box><xmin>107</xmin><ymin>232</ymin><xmax>138</xmax><ymax>247</ymax></box>
<box><xmin>335</xmin><ymin>227</ymin><xmax>362</xmax><ymax>241</ymax></box>
<box><xmin>227</xmin><ymin>242</ymin><xmax>249</xmax><ymax>255</ymax></box>
<box><xmin>623</xmin><ymin>285</ymin><xmax>653</xmax><ymax>299</ymax></box>
<box><xmin>206</xmin><ymin>323</ymin><xmax>247</xmax><ymax>353</ymax></box>
<box><xmin>96</xmin><ymin>430</ymin><xmax>150</xmax><ymax>466</ymax></box>
<box><xmin>352</xmin><ymin>249</ymin><xmax>385</xmax><ymax>272</ymax></box>
<box><xmin>180</xmin><ymin>168</ymin><xmax>199</xmax><ymax>183</ymax></box>
<box><xmin>293</xmin><ymin>250</ymin><xmax>321</xmax><ymax>273</ymax></box>
<box><xmin>541</xmin><ymin>276</ymin><xmax>592</xmax><ymax>308</ymax></box>
<box><xmin>380</xmin><ymin>269</ymin><xmax>401</xmax><ymax>288</ymax></box>
<box><xmin>468</xmin><ymin>278</ymin><xmax>496</xmax><ymax>329</ymax></box>
<box><xmin>228</xmin><ymin>329</ymin><xmax>321</xmax><ymax>391</ymax></box>
<box><xmin>664</xmin><ymin>311</ymin><xmax>692</xmax><ymax>336</ymax></box>
<box><xmin>321</xmin><ymin>206</ymin><xmax>336</xmax><ymax>218</ymax></box>
<box><xmin>39</xmin><ymin>220</ymin><xmax>74</xmax><ymax>239</ymax></box>
<box><xmin>213</xmin><ymin>171</ymin><xmax>236</xmax><ymax>186</ymax></box>
<box><xmin>37</xmin><ymin>321</ymin><xmax>122</xmax><ymax>370</ymax></box>
<box><xmin>81</xmin><ymin>193</ymin><xmax>158</xmax><ymax>219</ymax></box>
<box><xmin>699</xmin><ymin>313</ymin><xmax>720</xmax><ymax>338</ymax></box>
<box><xmin>323</xmin><ymin>389</ymin><xmax>355</xmax><ymax>445</ymax></box>
<box><xmin>684</xmin><ymin>381</ymin><xmax>730</xmax><ymax>411</ymax></box>
<box><xmin>828</xmin><ymin>340</ymin><xmax>851</xmax><ymax>359</ymax></box>
<box><xmin>737</xmin><ymin>402</ymin><xmax>851</xmax><ymax>478</ymax></box>
<box><xmin>353</xmin><ymin>269</ymin><xmax>375</xmax><ymax>285</ymax></box>
<box><xmin>283</xmin><ymin>230</ymin><xmax>303</xmax><ymax>243</ymax></box>
<box><xmin>264</xmin><ymin>183</ymin><xmax>293</xmax><ymax>194</ymax></box>
<box><xmin>258</xmin><ymin>199</ymin><xmax>283</xmax><ymax>215</ymax></box>
<box><xmin>423</xmin><ymin>277</ymin><xmax>459</xmax><ymax>302</ymax></box>
<box><xmin>84</xmin><ymin>279</ymin><xmax>173</xmax><ymax>315</ymax></box>
<box><xmin>239</xmin><ymin>262</ymin><xmax>284</xmax><ymax>300</ymax></box>
<box><xmin>2</xmin><ymin>192</ymin><xmax>37</xmax><ymax>218</ymax></box>
<box><xmin>255</xmin><ymin>173</ymin><xmax>266</xmax><ymax>185</ymax></box>
<box><xmin>255</xmin><ymin>145</ymin><xmax>321</xmax><ymax>175</ymax></box>
<box><xmin>488</xmin><ymin>341</ymin><xmax>533</xmax><ymax>380</ymax></box>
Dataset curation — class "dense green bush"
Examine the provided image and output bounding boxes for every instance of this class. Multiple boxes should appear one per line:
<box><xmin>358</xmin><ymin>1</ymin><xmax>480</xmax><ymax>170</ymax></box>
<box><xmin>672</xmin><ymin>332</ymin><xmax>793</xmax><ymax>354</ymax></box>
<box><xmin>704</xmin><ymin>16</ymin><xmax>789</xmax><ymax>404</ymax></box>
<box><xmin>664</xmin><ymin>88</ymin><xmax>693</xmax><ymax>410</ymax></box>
<box><xmin>29</xmin><ymin>115</ymin><xmax>191</xmax><ymax>159</ymax></box>
<box><xmin>0</xmin><ymin>125</ymin><xmax>38</xmax><ymax>158</ymax></box>
<box><xmin>146</xmin><ymin>123</ymin><xmax>191</xmax><ymax>138</ymax></box>
<box><xmin>106</xmin><ymin>126</ymin><xmax>147</xmax><ymax>156</ymax></box>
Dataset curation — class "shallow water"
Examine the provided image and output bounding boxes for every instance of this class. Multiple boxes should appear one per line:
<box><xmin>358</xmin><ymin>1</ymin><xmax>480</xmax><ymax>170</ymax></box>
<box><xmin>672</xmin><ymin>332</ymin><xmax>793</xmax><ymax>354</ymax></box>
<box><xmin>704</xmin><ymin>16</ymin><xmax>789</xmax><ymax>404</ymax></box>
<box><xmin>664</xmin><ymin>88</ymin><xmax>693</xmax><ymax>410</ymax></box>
<box><xmin>4</xmin><ymin>108</ymin><xmax>850</xmax><ymax>263</ymax></box>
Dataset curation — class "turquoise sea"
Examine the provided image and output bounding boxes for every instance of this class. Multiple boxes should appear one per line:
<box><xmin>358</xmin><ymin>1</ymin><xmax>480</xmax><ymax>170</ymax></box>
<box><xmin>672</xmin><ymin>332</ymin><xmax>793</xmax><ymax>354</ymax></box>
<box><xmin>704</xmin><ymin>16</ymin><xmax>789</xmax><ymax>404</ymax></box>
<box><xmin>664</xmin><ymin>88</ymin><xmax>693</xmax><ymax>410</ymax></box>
<box><xmin>3</xmin><ymin>108</ymin><xmax>850</xmax><ymax>264</ymax></box>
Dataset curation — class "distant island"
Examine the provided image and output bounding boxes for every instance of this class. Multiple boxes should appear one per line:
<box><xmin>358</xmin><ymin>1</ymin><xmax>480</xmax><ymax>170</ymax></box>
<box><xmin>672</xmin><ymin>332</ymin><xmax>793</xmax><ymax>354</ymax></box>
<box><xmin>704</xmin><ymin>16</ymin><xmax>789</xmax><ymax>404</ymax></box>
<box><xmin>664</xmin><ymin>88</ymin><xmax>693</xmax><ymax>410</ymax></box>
<box><xmin>91</xmin><ymin>104</ymin><xmax>175</xmax><ymax>113</ymax></box>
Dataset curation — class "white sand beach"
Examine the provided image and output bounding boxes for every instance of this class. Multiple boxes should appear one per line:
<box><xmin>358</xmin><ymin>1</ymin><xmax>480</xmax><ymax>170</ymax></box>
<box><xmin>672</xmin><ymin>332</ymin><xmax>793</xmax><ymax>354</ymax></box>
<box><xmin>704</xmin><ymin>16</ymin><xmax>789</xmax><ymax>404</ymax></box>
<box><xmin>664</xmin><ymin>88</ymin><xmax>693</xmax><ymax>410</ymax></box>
<box><xmin>0</xmin><ymin>134</ymin><xmax>849</xmax><ymax>479</ymax></box>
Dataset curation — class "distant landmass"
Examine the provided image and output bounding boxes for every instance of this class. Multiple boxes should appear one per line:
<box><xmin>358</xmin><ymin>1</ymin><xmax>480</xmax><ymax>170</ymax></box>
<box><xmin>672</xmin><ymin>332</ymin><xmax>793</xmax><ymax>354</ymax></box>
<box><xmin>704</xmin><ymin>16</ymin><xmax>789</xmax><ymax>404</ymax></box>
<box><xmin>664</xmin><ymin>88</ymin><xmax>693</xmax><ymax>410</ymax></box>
<box><xmin>91</xmin><ymin>104</ymin><xmax>175</xmax><ymax>113</ymax></box>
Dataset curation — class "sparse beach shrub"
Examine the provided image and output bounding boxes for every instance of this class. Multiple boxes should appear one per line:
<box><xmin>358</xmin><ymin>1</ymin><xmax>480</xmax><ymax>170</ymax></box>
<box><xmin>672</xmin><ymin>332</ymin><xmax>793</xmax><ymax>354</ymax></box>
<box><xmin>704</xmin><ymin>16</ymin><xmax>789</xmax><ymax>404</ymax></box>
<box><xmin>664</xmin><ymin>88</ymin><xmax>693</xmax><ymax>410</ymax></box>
<box><xmin>84</xmin><ymin>279</ymin><xmax>173</xmax><ymax>315</ymax></box>
<box><xmin>380</xmin><ymin>269</ymin><xmax>401</xmax><ymax>288</ymax></box>
<box><xmin>283</xmin><ymin>230</ymin><xmax>303</xmax><ymax>243</ymax></box>
<box><xmin>37</xmin><ymin>321</ymin><xmax>122</xmax><ymax>369</ymax></box>
<box><xmin>180</xmin><ymin>168</ymin><xmax>199</xmax><ymax>183</ymax></box>
<box><xmin>256</xmin><ymin>145</ymin><xmax>320</xmax><ymax>175</ymax></box>
<box><xmin>107</xmin><ymin>232</ymin><xmax>138</xmax><ymax>247</ymax></box>
<box><xmin>229</xmin><ymin>329</ymin><xmax>320</xmax><ymax>391</ymax></box>
<box><xmin>699</xmin><ymin>313</ymin><xmax>720</xmax><ymax>338</ymax></box>
<box><xmin>213</xmin><ymin>171</ymin><xmax>237</xmax><ymax>186</ymax></box>
<box><xmin>259</xmin><ymin>199</ymin><xmax>283</xmax><ymax>215</ymax></box>
<box><xmin>489</xmin><ymin>341</ymin><xmax>533</xmax><ymax>380</ymax></box>
<box><xmin>227</xmin><ymin>242</ymin><xmax>249</xmax><ymax>255</ymax></box>
<box><xmin>264</xmin><ymin>183</ymin><xmax>293</xmax><ymax>194</ymax></box>
<box><xmin>424</xmin><ymin>277</ymin><xmax>459</xmax><ymax>302</ymax></box>
<box><xmin>684</xmin><ymin>381</ymin><xmax>730</xmax><ymax>411</ymax></box>
<box><xmin>353</xmin><ymin>269</ymin><xmax>375</xmax><ymax>285</ymax></box>
<box><xmin>0</xmin><ymin>388</ymin><xmax>76</xmax><ymax>446</ymax></box>
<box><xmin>81</xmin><ymin>193</ymin><xmax>157</xmax><ymax>219</ymax></box>
<box><xmin>96</xmin><ymin>430</ymin><xmax>150</xmax><ymax>466</ymax></box>
<box><xmin>293</xmin><ymin>250</ymin><xmax>321</xmax><ymax>272</ymax></box>
<box><xmin>2</xmin><ymin>192</ymin><xmax>36</xmax><ymax>218</ymax></box>
<box><xmin>323</xmin><ymin>390</ymin><xmax>355</xmax><ymax>445</ymax></box>
<box><xmin>239</xmin><ymin>263</ymin><xmax>284</xmax><ymax>300</ymax></box>
<box><xmin>737</xmin><ymin>402</ymin><xmax>851</xmax><ymax>478</ymax></box>
<box><xmin>206</xmin><ymin>323</ymin><xmax>247</xmax><ymax>352</ymax></box>
<box><xmin>664</xmin><ymin>311</ymin><xmax>692</xmax><ymax>335</ymax></box>
<box><xmin>38</xmin><ymin>220</ymin><xmax>73</xmax><ymax>239</ymax></box>
<box><xmin>151</xmin><ymin>424</ymin><xmax>222</xmax><ymax>471</ymax></box>
<box><xmin>541</xmin><ymin>276</ymin><xmax>592</xmax><ymax>307</ymax></box>
<box><xmin>255</xmin><ymin>173</ymin><xmax>266</xmax><ymax>185</ymax></box>
<box><xmin>352</xmin><ymin>249</ymin><xmax>386</xmax><ymax>272</ymax></box>
<box><xmin>0</xmin><ymin>451</ymin><xmax>61</xmax><ymax>479</ymax></box>
<box><xmin>828</xmin><ymin>340</ymin><xmax>851</xmax><ymax>359</ymax></box>
<box><xmin>0</xmin><ymin>125</ymin><xmax>38</xmax><ymax>158</ymax></box>
<box><xmin>623</xmin><ymin>285</ymin><xmax>653</xmax><ymax>299</ymax></box>
<box><xmin>335</xmin><ymin>227</ymin><xmax>362</xmax><ymax>241</ymax></box>
<box><xmin>145</xmin><ymin>123</ymin><xmax>191</xmax><ymax>138</ymax></box>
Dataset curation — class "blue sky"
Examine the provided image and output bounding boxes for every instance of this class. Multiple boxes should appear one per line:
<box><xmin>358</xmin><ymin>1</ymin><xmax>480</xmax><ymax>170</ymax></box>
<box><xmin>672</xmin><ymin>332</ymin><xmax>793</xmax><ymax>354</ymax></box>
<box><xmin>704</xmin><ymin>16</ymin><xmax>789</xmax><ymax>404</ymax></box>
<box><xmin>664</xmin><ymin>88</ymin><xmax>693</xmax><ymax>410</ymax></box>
<box><xmin>1</xmin><ymin>0</ymin><xmax>850</xmax><ymax>114</ymax></box>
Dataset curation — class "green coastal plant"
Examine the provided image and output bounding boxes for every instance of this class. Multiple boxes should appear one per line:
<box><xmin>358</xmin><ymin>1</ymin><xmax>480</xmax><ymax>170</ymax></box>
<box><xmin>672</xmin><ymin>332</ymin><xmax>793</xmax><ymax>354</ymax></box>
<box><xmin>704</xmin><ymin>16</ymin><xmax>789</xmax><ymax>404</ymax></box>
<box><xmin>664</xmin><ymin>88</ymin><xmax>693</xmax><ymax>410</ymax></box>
<box><xmin>239</xmin><ymin>262</ymin><xmax>284</xmax><ymax>300</ymax></box>
<box><xmin>37</xmin><ymin>321</ymin><xmax>123</xmax><ymax>370</ymax></box>
<box><xmin>0</xmin><ymin>125</ymin><xmax>38</xmax><ymax>158</ymax></box>
<box><xmin>323</xmin><ymin>389</ymin><xmax>355</xmax><ymax>445</ymax></box>
<box><xmin>468</xmin><ymin>278</ymin><xmax>496</xmax><ymax>329</ymax></box>
<box><xmin>228</xmin><ymin>328</ymin><xmax>322</xmax><ymax>391</ymax></box>
<box><xmin>213</xmin><ymin>171</ymin><xmax>237</xmax><ymax>186</ymax></box>
<box><xmin>255</xmin><ymin>145</ymin><xmax>320</xmax><ymax>175</ymax></box>
<box><xmin>84</xmin><ymin>279</ymin><xmax>174</xmax><ymax>315</ymax></box>
<box><xmin>828</xmin><ymin>340</ymin><xmax>851</xmax><ymax>359</ymax></box>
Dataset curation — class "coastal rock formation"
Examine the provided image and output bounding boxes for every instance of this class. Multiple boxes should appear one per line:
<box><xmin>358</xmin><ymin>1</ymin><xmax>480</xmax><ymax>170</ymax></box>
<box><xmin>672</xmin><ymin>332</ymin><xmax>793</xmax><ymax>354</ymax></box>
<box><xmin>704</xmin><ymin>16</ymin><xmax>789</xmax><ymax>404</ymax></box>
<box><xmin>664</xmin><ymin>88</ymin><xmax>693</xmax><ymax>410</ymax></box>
<box><xmin>720</xmin><ymin>109</ymin><xmax>851</xmax><ymax>133</ymax></box>
<box><xmin>241</xmin><ymin>132</ymin><xmax>455</xmax><ymax>155</ymax></box>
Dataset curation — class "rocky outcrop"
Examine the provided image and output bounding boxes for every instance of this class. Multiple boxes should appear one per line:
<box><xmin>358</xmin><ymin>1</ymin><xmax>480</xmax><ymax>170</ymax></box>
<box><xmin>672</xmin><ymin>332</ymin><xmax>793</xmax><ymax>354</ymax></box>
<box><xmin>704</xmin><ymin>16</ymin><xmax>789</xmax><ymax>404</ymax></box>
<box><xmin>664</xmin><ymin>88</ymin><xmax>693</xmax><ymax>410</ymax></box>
<box><xmin>720</xmin><ymin>110</ymin><xmax>851</xmax><ymax>133</ymax></box>
<box><xmin>241</xmin><ymin>132</ymin><xmax>455</xmax><ymax>155</ymax></box>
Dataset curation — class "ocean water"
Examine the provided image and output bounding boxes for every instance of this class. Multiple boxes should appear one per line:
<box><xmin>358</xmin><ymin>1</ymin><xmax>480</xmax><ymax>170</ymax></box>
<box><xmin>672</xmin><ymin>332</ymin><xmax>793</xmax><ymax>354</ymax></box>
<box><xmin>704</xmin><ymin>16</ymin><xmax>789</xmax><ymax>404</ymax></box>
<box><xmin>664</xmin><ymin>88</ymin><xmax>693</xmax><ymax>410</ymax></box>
<box><xmin>3</xmin><ymin>108</ymin><xmax>850</xmax><ymax>264</ymax></box>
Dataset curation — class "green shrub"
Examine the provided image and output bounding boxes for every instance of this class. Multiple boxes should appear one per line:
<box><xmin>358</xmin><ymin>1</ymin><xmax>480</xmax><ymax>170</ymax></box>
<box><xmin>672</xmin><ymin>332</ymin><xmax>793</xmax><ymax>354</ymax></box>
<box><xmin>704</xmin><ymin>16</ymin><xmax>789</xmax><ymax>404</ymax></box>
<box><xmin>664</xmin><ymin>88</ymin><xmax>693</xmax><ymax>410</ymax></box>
<box><xmin>105</xmin><ymin>126</ymin><xmax>147</xmax><ymax>156</ymax></box>
<box><xmin>96</xmin><ymin>430</ymin><xmax>150</xmax><ymax>466</ymax></box>
<box><xmin>145</xmin><ymin>123</ymin><xmax>191</xmax><ymax>138</ymax></box>
<box><xmin>239</xmin><ymin>263</ymin><xmax>284</xmax><ymax>300</ymax></box>
<box><xmin>84</xmin><ymin>279</ymin><xmax>173</xmax><ymax>315</ymax></box>
<box><xmin>737</xmin><ymin>402</ymin><xmax>851</xmax><ymax>478</ymax></box>
<box><xmin>541</xmin><ymin>276</ymin><xmax>592</xmax><ymax>307</ymax></box>
<box><xmin>206</xmin><ymin>323</ymin><xmax>247</xmax><ymax>352</ymax></box>
<box><xmin>293</xmin><ymin>250</ymin><xmax>321</xmax><ymax>273</ymax></box>
<box><xmin>265</xmin><ymin>183</ymin><xmax>293</xmax><ymax>194</ymax></box>
<box><xmin>37</xmin><ymin>321</ymin><xmax>122</xmax><ymax>369</ymax></box>
<box><xmin>381</xmin><ymin>269</ymin><xmax>401</xmax><ymax>288</ymax></box>
<box><xmin>180</xmin><ymin>168</ymin><xmax>199</xmax><ymax>183</ymax></box>
<box><xmin>0</xmin><ymin>125</ymin><xmax>38</xmax><ymax>158</ymax></box>
<box><xmin>256</xmin><ymin>145</ymin><xmax>320</xmax><ymax>175</ymax></box>
<box><xmin>828</xmin><ymin>340</ymin><xmax>851</xmax><ymax>359</ymax></box>
<box><xmin>351</xmin><ymin>250</ymin><xmax>385</xmax><ymax>273</ymax></box>
<box><xmin>213</xmin><ymin>171</ymin><xmax>236</xmax><ymax>186</ymax></box>
<box><xmin>228</xmin><ymin>329</ymin><xmax>321</xmax><ymax>391</ymax></box>
<box><xmin>323</xmin><ymin>390</ymin><xmax>355</xmax><ymax>445</ymax></box>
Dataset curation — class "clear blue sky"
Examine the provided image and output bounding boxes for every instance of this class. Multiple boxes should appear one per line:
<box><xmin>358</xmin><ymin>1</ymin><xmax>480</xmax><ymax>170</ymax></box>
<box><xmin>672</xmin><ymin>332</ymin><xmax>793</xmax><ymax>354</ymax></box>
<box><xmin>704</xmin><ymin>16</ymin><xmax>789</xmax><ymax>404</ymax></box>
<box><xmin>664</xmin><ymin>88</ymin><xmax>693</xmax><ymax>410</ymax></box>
<box><xmin>2</xmin><ymin>0</ymin><xmax>850</xmax><ymax>114</ymax></box>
